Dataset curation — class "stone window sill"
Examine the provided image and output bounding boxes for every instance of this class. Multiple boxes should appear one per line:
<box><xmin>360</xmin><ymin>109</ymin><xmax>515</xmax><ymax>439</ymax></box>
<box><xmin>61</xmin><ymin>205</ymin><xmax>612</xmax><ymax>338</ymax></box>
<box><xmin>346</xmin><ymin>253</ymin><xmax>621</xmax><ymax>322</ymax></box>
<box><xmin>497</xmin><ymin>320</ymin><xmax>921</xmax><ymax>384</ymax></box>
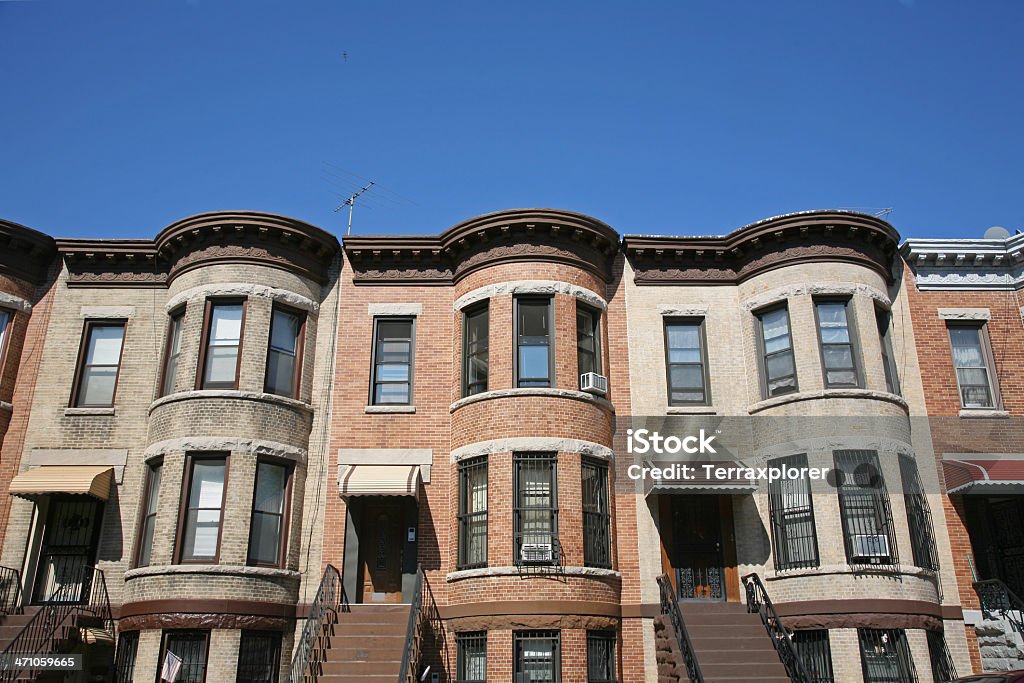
<box><xmin>149</xmin><ymin>389</ymin><xmax>312</xmax><ymax>415</ymax></box>
<box><xmin>666</xmin><ymin>406</ymin><xmax>718</xmax><ymax>415</ymax></box>
<box><xmin>64</xmin><ymin>407</ymin><xmax>116</xmax><ymax>416</ymax></box>
<box><xmin>959</xmin><ymin>409</ymin><xmax>1010</xmax><ymax>419</ymax></box>
<box><xmin>124</xmin><ymin>564</ymin><xmax>299</xmax><ymax>581</ymax></box>
<box><xmin>446</xmin><ymin>565</ymin><xmax>620</xmax><ymax>582</ymax></box>
<box><xmin>748</xmin><ymin>388</ymin><xmax>908</xmax><ymax>414</ymax></box>
<box><xmin>364</xmin><ymin>405</ymin><xmax>416</xmax><ymax>414</ymax></box>
<box><xmin>450</xmin><ymin>387</ymin><xmax>614</xmax><ymax>413</ymax></box>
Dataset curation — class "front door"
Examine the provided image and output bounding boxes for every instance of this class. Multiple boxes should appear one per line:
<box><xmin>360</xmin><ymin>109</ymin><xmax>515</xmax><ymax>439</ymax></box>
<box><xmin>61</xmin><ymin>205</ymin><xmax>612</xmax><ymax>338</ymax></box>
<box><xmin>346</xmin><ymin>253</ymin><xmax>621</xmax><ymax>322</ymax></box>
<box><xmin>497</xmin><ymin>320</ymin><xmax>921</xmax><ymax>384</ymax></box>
<box><xmin>670</xmin><ymin>496</ymin><xmax>724</xmax><ymax>601</ymax></box>
<box><xmin>32</xmin><ymin>497</ymin><xmax>102</xmax><ymax>604</ymax></box>
<box><xmin>359</xmin><ymin>498</ymin><xmax>404</xmax><ymax>604</ymax></box>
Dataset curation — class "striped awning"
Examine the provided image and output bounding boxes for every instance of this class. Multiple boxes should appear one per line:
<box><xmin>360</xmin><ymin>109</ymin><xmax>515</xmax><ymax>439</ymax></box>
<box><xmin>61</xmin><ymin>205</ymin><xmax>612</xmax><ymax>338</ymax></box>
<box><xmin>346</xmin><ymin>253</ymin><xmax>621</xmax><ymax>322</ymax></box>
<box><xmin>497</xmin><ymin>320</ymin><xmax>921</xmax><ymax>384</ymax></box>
<box><xmin>944</xmin><ymin>459</ymin><xmax>1024</xmax><ymax>494</ymax></box>
<box><xmin>643</xmin><ymin>460</ymin><xmax>757</xmax><ymax>496</ymax></box>
<box><xmin>8</xmin><ymin>466</ymin><xmax>114</xmax><ymax>501</ymax></box>
<box><xmin>339</xmin><ymin>465</ymin><xmax>420</xmax><ymax>497</ymax></box>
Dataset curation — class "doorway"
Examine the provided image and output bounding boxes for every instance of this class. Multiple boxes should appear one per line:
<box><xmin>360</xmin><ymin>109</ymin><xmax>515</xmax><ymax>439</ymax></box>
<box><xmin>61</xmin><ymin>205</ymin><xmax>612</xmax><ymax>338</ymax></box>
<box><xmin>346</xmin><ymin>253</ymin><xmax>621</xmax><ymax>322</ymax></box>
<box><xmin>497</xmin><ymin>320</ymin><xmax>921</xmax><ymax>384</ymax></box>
<box><xmin>659</xmin><ymin>494</ymin><xmax>737</xmax><ymax>601</ymax></box>
<box><xmin>347</xmin><ymin>496</ymin><xmax>418</xmax><ymax>604</ymax></box>
<box><xmin>32</xmin><ymin>497</ymin><xmax>103</xmax><ymax>604</ymax></box>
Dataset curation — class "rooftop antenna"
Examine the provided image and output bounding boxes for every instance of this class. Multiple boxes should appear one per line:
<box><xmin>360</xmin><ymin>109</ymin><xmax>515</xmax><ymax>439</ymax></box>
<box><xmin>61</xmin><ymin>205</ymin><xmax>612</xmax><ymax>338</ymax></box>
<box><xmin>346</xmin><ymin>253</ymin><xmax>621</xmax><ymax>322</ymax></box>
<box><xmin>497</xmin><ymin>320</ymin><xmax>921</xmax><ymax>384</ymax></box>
<box><xmin>334</xmin><ymin>181</ymin><xmax>376</xmax><ymax>235</ymax></box>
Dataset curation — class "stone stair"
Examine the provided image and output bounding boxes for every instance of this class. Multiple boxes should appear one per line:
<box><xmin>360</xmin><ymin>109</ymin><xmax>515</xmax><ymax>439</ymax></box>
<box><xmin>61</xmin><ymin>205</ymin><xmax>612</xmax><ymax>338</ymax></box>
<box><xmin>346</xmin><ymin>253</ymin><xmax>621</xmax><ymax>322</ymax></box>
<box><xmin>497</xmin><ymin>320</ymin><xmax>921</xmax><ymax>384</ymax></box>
<box><xmin>316</xmin><ymin>604</ymin><xmax>410</xmax><ymax>683</ymax></box>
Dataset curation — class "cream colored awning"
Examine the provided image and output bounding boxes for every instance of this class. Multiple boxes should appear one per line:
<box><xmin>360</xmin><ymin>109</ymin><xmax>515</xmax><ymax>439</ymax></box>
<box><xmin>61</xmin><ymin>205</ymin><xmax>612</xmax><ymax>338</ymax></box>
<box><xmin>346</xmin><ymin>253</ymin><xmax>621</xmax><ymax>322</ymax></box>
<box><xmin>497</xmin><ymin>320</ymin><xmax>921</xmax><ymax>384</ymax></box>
<box><xmin>8</xmin><ymin>466</ymin><xmax>114</xmax><ymax>501</ymax></box>
<box><xmin>339</xmin><ymin>465</ymin><xmax>420</xmax><ymax>497</ymax></box>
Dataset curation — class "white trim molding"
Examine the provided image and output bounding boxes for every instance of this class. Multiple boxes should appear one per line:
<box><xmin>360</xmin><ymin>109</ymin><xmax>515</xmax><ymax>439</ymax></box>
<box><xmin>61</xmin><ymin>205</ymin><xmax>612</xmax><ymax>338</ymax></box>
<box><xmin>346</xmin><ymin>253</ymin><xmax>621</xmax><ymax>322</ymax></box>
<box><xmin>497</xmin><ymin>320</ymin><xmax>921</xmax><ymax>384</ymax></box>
<box><xmin>0</xmin><ymin>292</ymin><xmax>32</xmax><ymax>313</ymax></box>
<box><xmin>166</xmin><ymin>283</ymin><xmax>320</xmax><ymax>314</ymax></box>
<box><xmin>741</xmin><ymin>282</ymin><xmax>890</xmax><ymax>311</ymax></box>
<box><xmin>450</xmin><ymin>437</ymin><xmax>613</xmax><ymax>463</ymax></box>
<box><xmin>454</xmin><ymin>280</ymin><xmax>607</xmax><ymax>312</ymax></box>
<box><xmin>937</xmin><ymin>308</ymin><xmax>990</xmax><ymax>321</ymax></box>
<box><xmin>902</xmin><ymin>235</ymin><xmax>1024</xmax><ymax>291</ymax></box>
<box><xmin>368</xmin><ymin>303</ymin><xmax>422</xmax><ymax>317</ymax></box>
<box><xmin>145</xmin><ymin>437</ymin><xmax>307</xmax><ymax>463</ymax></box>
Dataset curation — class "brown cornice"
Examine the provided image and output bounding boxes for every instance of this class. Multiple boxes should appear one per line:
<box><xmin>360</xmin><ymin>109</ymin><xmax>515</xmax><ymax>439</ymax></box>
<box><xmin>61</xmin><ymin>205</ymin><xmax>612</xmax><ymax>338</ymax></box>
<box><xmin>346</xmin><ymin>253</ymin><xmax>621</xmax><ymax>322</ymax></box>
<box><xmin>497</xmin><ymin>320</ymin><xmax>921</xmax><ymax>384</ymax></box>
<box><xmin>0</xmin><ymin>219</ymin><xmax>57</xmax><ymax>285</ymax></box>
<box><xmin>57</xmin><ymin>238</ymin><xmax>165</xmax><ymax>288</ymax></box>
<box><xmin>344</xmin><ymin>208</ymin><xmax>620</xmax><ymax>284</ymax></box>
<box><xmin>623</xmin><ymin>210</ymin><xmax>900</xmax><ymax>286</ymax></box>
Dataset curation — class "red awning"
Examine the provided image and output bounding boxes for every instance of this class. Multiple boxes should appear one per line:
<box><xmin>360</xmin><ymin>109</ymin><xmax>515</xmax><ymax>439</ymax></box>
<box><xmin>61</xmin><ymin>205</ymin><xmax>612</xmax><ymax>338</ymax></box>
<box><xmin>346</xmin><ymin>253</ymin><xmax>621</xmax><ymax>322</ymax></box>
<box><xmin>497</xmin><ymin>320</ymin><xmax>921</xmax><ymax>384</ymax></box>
<box><xmin>944</xmin><ymin>459</ymin><xmax>1024</xmax><ymax>494</ymax></box>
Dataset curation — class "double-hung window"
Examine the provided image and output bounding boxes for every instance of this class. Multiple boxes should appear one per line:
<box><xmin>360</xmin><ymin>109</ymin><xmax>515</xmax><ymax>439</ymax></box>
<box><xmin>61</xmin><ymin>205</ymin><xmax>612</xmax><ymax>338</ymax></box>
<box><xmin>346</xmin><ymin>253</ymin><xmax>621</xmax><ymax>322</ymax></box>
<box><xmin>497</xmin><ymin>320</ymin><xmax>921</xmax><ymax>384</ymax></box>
<box><xmin>792</xmin><ymin>630</ymin><xmax>835</xmax><ymax>683</ymax></box>
<box><xmin>248</xmin><ymin>461</ymin><xmax>291</xmax><ymax>567</ymax></box>
<box><xmin>0</xmin><ymin>308</ymin><xmax>11</xmax><ymax>382</ymax></box>
<box><xmin>135</xmin><ymin>461</ymin><xmax>162</xmax><ymax>567</ymax></box>
<box><xmin>664</xmin><ymin>318</ymin><xmax>710</xmax><ymax>405</ymax></box>
<box><xmin>455</xmin><ymin>632</ymin><xmax>487</xmax><ymax>683</ymax></box>
<box><xmin>237</xmin><ymin>630</ymin><xmax>282</xmax><ymax>683</ymax></box>
<box><xmin>948</xmin><ymin>323</ymin><xmax>998</xmax><ymax>408</ymax></box>
<box><xmin>582</xmin><ymin>459</ymin><xmax>611</xmax><ymax>568</ymax></box>
<box><xmin>577</xmin><ymin>304</ymin><xmax>601</xmax><ymax>380</ymax></box>
<box><xmin>516</xmin><ymin>298</ymin><xmax>553</xmax><ymax>388</ymax></box>
<box><xmin>177</xmin><ymin>455</ymin><xmax>228</xmax><ymax>563</ymax></box>
<box><xmin>899</xmin><ymin>455</ymin><xmax>938</xmax><ymax>571</ymax></box>
<box><xmin>370</xmin><ymin>318</ymin><xmax>414</xmax><ymax>405</ymax></box>
<box><xmin>72</xmin><ymin>320</ymin><xmax>126</xmax><ymax>407</ymax></box>
<box><xmin>586</xmin><ymin>631</ymin><xmax>616</xmax><ymax>683</ymax></box>
<box><xmin>265</xmin><ymin>307</ymin><xmax>304</xmax><ymax>398</ymax></box>
<box><xmin>462</xmin><ymin>305</ymin><xmax>489</xmax><ymax>397</ymax></box>
<box><xmin>768</xmin><ymin>453</ymin><xmax>819</xmax><ymax>570</ymax></box>
<box><xmin>199</xmin><ymin>300</ymin><xmax>245</xmax><ymax>390</ymax></box>
<box><xmin>457</xmin><ymin>456</ymin><xmax>488</xmax><ymax>569</ymax></box>
<box><xmin>160</xmin><ymin>309</ymin><xmax>185</xmax><ymax>397</ymax></box>
<box><xmin>834</xmin><ymin>450</ymin><xmax>898</xmax><ymax>566</ymax></box>
<box><xmin>514</xmin><ymin>631</ymin><xmax>560</xmax><ymax>683</ymax></box>
<box><xmin>757</xmin><ymin>305</ymin><xmax>797</xmax><ymax>398</ymax></box>
<box><xmin>875</xmin><ymin>309</ymin><xmax>900</xmax><ymax>395</ymax></box>
<box><xmin>514</xmin><ymin>453</ymin><xmax>558</xmax><ymax>565</ymax></box>
<box><xmin>160</xmin><ymin>630</ymin><xmax>210</xmax><ymax>683</ymax></box>
<box><xmin>858</xmin><ymin>629</ymin><xmax>918</xmax><ymax>683</ymax></box>
<box><xmin>815</xmin><ymin>299</ymin><xmax>861</xmax><ymax>388</ymax></box>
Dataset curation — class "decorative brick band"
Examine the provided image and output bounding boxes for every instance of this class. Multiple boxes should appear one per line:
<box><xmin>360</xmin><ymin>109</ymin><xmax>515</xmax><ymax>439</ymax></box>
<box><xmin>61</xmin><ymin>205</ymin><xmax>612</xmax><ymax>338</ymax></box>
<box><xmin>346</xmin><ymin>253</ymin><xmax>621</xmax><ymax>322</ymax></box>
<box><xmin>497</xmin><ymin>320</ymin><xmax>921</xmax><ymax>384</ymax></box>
<box><xmin>165</xmin><ymin>282</ymin><xmax>320</xmax><ymax>314</ymax></box>
<box><xmin>446</xmin><ymin>565</ymin><xmax>620</xmax><ymax>581</ymax></box>
<box><xmin>144</xmin><ymin>436</ymin><xmax>307</xmax><ymax>463</ymax></box>
<box><xmin>454</xmin><ymin>280</ymin><xmax>608</xmax><ymax>312</ymax></box>
<box><xmin>741</xmin><ymin>282</ymin><xmax>891</xmax><ymax>311</ymax></box>
<box><xmin>0</xmin><ymin>291</ymin><xmax>32</xmax><ymax>313</ymax></box>
<box><xmin>450</xmin><ymin>437</ymin><xmax>613</xmax><ymax>463</ymax></box>
<box><xmin>123</xmin><ymin>564</ymin><xmax>300</xmax><ymax>581</ymax></box>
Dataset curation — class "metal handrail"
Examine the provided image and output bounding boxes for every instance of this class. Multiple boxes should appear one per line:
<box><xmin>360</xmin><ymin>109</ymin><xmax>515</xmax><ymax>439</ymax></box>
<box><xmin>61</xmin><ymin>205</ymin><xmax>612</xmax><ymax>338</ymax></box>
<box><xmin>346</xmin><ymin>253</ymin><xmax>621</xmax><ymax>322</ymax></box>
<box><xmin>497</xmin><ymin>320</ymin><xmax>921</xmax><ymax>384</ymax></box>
<box><xmin>975</xmin><ymin>578</ymin><xmax>1024</xmax><ymax>635</ymax></box>
<box><xmin>742</xmin><ymin>573</ymin><xmax>813</xmax><ymax>683</ymax></box>
<box><xmin>398</xmin><ymin>566</ymin><xmax>446</xmax><ymax>683</ymax></box>
<box><xmin>656</xmin><ymin>574</ymin><xmax>704</xmax><ymax>683</ymax></box>
<box><xmin>287</xmin><ymin>564</ymin><xmax>346</xmax><ymax>683</ymax></box>
<box><xmin>0</xmin><ymin>566</ymin><xmax>115</xmax><ymax>683</ymax></box>
<box><xmin>0</xmin><ymin>565</ymin><xmax>23</xmax><ymax>615</ymax></box>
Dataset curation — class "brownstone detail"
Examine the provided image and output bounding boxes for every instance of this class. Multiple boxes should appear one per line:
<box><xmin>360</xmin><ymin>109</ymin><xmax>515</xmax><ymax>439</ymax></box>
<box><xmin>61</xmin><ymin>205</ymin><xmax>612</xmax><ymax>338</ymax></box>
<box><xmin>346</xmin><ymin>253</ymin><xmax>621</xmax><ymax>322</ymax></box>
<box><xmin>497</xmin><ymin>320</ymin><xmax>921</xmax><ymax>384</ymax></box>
<box><xmin>117</xmin><ymin>613</ymin><xmax>290</xmax><ymax>631</ymax></box>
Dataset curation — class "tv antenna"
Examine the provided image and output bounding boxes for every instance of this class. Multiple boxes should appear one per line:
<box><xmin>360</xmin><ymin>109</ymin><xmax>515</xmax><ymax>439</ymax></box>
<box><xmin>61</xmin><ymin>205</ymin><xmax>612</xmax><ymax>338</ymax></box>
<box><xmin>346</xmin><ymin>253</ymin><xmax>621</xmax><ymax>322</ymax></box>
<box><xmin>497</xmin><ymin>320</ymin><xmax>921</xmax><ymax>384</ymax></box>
<box><xmin>335</xmin><ymin>181</ymin><xmax>376</xmax><ymax>235</ymax></box>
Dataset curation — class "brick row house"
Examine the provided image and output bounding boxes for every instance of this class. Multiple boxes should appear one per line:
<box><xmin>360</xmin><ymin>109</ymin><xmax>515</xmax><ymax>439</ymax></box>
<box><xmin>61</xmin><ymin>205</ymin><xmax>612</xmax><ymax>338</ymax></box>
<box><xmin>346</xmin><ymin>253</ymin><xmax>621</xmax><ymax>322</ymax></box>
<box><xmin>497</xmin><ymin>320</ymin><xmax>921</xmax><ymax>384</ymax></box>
<box><xmin>0</xmin><ymin>207</ymin><xmax>1018</xmax><ymax>682</ymax></box>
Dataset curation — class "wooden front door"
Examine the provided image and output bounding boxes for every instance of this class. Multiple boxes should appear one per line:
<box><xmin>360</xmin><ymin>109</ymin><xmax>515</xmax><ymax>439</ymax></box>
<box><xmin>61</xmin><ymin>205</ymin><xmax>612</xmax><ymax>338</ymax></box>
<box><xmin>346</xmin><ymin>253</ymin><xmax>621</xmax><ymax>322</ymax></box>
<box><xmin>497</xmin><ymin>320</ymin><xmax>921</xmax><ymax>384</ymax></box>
<box><xmin>669</xmin><ymin>495</ymin><xmax>724</xmax><ymax>601</ymax></box>
<box><xmin>359</xmin><ymin>499</ymin><xmax>404</xmax><ymax>604</ymax></box>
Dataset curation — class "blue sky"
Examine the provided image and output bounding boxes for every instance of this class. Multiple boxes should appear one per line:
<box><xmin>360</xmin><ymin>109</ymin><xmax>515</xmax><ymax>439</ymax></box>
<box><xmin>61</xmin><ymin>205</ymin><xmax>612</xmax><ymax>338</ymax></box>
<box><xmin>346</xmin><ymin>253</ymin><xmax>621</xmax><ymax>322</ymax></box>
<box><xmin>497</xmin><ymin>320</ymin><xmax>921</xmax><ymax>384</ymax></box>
<box><xmin>1</xmin><ymin>1</ymin><xmax>1021</xmax><ymax>241</ymax></box>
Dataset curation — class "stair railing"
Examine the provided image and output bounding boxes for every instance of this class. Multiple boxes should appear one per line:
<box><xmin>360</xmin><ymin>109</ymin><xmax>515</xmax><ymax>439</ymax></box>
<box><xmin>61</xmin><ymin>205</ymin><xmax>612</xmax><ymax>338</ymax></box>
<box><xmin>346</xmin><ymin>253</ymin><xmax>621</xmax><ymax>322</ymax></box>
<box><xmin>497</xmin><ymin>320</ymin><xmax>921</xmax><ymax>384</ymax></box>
<box><xmin>398</xmin><ymin>566</ymin><xmax>446</xmax><ymax>683</ymax></box>
<box><xmin>742</xmin><ymin>573</ymin><xmax>813</xmax><ymax>683</ymax></box>
<box><xmin>288</xmin><ymin>564</ymin><xmax>346</xmax><ymax>683</ymax></box>
<box><xmin>974</xmin><ymin>578</ymin><xmax>1024</xmax><ymax>635</ymax></box>
<box><xmin>656</xmin><ymin>574</ymin><xmax>704</xmax><ymax>683</ymax></box>
<box><xmin>0</xmin><ymin>566</ymin><xmax>114</xmax><ymax>683</ymax></box>
<box><xmin>0</xmin><ymin>565</ymin><xmax>23</xmax><ymax>615</ymax></box>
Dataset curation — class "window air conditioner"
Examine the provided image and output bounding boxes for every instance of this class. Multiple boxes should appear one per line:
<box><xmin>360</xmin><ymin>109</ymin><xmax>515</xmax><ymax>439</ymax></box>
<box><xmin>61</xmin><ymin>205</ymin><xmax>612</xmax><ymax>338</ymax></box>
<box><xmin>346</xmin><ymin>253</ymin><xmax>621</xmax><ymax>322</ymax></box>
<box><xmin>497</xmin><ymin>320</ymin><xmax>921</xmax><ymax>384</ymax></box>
<box><xmin>520</xmin><ymin>542</ymin><xmax>554</xmax><ymax>563</ymax></box>
<box><xmin>852</xmin><ymin>534</ymin><xmax>890</xmax><ymax>562</ymax></box>
<box><xmin>580</xmin><ymin>372</ymin><xmax>608</xmax><ymax>395</ymax></box>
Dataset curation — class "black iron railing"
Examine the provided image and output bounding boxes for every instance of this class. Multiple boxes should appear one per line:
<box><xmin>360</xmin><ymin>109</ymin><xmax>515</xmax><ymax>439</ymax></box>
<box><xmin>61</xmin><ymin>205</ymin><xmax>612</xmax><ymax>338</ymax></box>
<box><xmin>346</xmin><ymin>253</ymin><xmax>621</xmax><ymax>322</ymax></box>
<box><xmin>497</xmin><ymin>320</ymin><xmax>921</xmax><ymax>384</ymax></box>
<box><xmin>656</xmin><ymin>574</ymin><xmax>704</xmax><ymax>683</ymax></box>
<box><xmin>742</xmin><ymin>573</ymin><xmax>814</xmax><ymax>683</ymax></box>
<box><xmin>398</xmin><ymin>566</ymin><xmax>446</xmax><ymax>683</ymax></box>
<box><xmin>0</xmin><ymin>565</ymin><xmax>114</xmax><ymax>683</ymax></box>
<box><xmin>0</xmin><ymin>565</ymin><xmax>23</xmax><ymax>615</ymax></box>
<box><xmin>287</xmin><ymin>564</ymin><xmax>347</xmax><ymax>683</ymax></box>
<box><xmin>975</xmin><ymin>578</ymin><xmax>1024</xmax><ymax>635</ymax></box>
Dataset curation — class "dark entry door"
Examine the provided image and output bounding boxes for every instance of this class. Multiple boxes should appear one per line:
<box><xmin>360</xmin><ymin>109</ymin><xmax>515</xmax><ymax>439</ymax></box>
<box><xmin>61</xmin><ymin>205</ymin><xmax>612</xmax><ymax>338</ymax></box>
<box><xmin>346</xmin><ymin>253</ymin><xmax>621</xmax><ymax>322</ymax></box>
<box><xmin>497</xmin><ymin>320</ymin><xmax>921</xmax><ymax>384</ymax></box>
<box><xmin>671</xmin><ymin>496</ymin><xmax>724</xmax><ymax>601</ymax></box>
<box><xmin>359</xmin><ymin>498</ymin><xmax>404</xmax><ymax>604</ymax></box>
<box><xmin>987</xmin><ymin>498</ymin><xmax>1024</xmax><ymax>596</ymax></box>
<box><xmin>33</xmin><ymin>497</ymin><xmax>102</xmax><ymax>604</ymax></box>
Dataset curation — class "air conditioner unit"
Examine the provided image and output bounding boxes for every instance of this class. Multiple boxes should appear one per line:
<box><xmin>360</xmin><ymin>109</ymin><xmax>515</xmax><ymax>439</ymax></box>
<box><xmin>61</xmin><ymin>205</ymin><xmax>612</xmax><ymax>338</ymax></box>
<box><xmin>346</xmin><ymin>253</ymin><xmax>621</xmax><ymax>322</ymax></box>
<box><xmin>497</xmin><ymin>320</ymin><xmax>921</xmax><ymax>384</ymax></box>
<box><xmin>852</xmin><ymin>534</ymin><xmax>890</xmax><ymax>562</ymax></box>
<box><xmin>580</xmin><ymin>372</ymin><xmax>608</xmax><ymax>395</ymax></box>
<box><xmin>520</xmin><ymin>542</ymin><xmax>554</xmax><ymax>564</ymax></box>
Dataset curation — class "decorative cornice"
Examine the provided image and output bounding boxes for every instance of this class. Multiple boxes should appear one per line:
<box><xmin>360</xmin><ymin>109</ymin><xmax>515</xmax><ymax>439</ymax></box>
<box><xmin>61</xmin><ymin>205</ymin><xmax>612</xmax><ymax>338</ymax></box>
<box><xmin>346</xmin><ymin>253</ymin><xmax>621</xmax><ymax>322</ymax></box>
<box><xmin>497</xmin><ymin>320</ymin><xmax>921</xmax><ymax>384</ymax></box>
<box><xmin>901</xmin><ymin>235</ymin><xmax>1024</xmax><ymax>291</ymax></box>
<box><xmin>0</xmin><ymin>219</ymin><xmax>57</xmax><ymax>285</ymax></box>
<box><xmin>344</xmin><ymin>208</ymin><xmax>619</xmax><ymax>285</ymax></box>
<box><xmin>624</xmin><ymin>210</ymin><xmax>900</xmax><ymax>286</ymax></box>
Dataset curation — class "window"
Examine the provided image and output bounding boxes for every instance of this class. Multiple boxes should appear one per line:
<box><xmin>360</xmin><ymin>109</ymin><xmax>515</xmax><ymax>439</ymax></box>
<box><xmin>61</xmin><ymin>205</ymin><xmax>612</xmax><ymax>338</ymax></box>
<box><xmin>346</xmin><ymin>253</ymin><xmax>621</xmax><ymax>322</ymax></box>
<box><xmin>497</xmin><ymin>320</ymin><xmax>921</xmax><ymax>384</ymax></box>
<box><xmin>814</xmin><ymin>299</ymin><xmax>861</xmax><ymax>388</ymax></box>
<box><xmin>199</xmin><ymin>301</ymin><xmax>245</xmax><ymax>390</ymax></box>
<box><xmin>664</xmin><ymin>318</ymin><xmax>710</xmax><ymax>405</ymax></box>
<box><xmin>516</xmin><ymin>298</ymin><xmax>553</xmax><ymax>388</ymax></box>
<box><xmin>160</xmin><ymin>309</ymin><xmax>184</xmax><ymax>397</ymax></box>
<box><xmin>900</xmin><ymin>455</ymin><xmax>938</xmax><ymax>570</ymax></box>
<box><xmin>858</xmin><ymin>629</ymin><xmax>918</xmax><ymax>683</ymax></box>
<box><xmin>457</xmin><ymin>456</ymin><xmax>488</xmax><ymax>569</ymax></box>
<box><xmin>768</xmin><ymin>453</ymin><xmax>819</xmax><ymax>570</ymax></box>
<box><xmin>0</xmin><ymin>308</ymin><xmax>11</xmax><ymax>380</ymax></box>
<box><xmin>248</xmin><ymin>461</ymin><xmax>290</xmax><ymax>567</ymax></box>
<box><xmin>370</xmin><ymin>318</ymin><xmax>414</xmax><ymax>405</ymax></box>
<box><xmin>265</xmin><ymin>307</ymin><xmax>304</xmax><ymax>398</ymax></box>
<box><xmin>159</xmin><ymin>630</ymin><xmax>210</xmax><ymax>683</ymax></box>
<box><xmin>577</xmin><ymin>304</ymin><xmax>601</xmax><ymax>380</ymax></box>
<box><xmin>757</xmin><ymin>305</ymin><xmax>797</xmax><ymax>398</ymax></box>
<box><xmin>462</xmin><ymin>304</ymin><xmax>489</xmax><ymax>397</ymax></box>
<box><xmin>792</xmin><ymin>630</ymin><xmax>834</xmax><ymax>683</ymax></box>
<box><xmin>114</xmin><ymin>630</ymin><xmax>139</xmax><ymax>683</ymax></box>
<box><xmin>177</xmin><ymin>455</ymin><xmax>227</xmax><ymax>563</ymax></box>
<box><xmin>582</xmin><ymin>459</ymin><xmax>611</xmax><ymax>568</ymax></box>
<box><xmin>876</xmin><ymin>309</ymin><xmax>901</xmax><ymax>395</ymax></box>
<box><xmin>587</xmin><ymin>631</ymin><xmax>615</xmax><ymax>683</ymax></box>
<box><xmin>237</xmin><ymin>631</ymin><xmax>282</xmax><ymax>683</ymax></box>
<box><xmin>514</xmin><ymin>453</ymin><xmax>558</xmax><ymax>566</ymax></box>
<box><xmin>455</xmin><ymin>632</ymin><xmax>487</xmax><ymax>683</ymax></box>
<box><xmin>926</xmin><ymin>631</ymin><xmax>957</xmax><ymax>683</ymax></box>
<box><xmin>71</xmin><ymin>320</ymin><xmax>126</xmax><ymax>407</ymax></box>
<box><xmin>135</xmin><ymin>461</ymin><xmax>162</xmax><ymax>567</ymax></box>
<box><xmin>834</xmin><ymin>450</ymin><xmax>898</xmax><ymax>566</ymax></box>
<box><xmin>513</xmin><ymin>630</ymin><xmax>560</xmax><ymax>683</ymax></box>
<box><xmin>948</xmin><ymin>323</ymin><xmax>998</xmax><ymax>408</ymax></box>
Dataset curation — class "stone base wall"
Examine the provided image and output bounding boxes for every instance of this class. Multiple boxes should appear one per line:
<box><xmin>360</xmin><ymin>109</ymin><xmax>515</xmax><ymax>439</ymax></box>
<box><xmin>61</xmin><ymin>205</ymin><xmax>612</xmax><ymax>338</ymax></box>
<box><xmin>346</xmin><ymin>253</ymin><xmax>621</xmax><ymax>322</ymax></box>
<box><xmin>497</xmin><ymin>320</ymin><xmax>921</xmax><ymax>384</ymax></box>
<box><xmin>975</xmin><ymin>616</ymin><xmax>1024</xmax><ymax>672</ymax></box>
